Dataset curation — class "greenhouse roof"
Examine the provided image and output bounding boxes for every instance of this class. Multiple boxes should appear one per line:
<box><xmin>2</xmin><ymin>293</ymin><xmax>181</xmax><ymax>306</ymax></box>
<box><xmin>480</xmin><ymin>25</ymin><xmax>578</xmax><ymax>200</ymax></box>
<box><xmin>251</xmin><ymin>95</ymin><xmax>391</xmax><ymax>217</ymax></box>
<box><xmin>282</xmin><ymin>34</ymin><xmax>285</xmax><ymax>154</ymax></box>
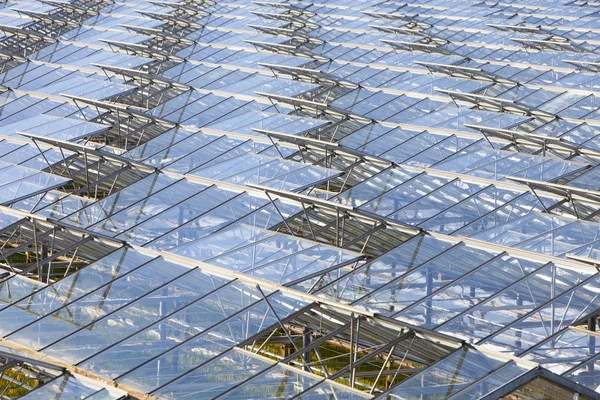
<box><xmin>1</xmin><ymin>0</ymin><xmax>600</xmax><ymax>399</ymax></box>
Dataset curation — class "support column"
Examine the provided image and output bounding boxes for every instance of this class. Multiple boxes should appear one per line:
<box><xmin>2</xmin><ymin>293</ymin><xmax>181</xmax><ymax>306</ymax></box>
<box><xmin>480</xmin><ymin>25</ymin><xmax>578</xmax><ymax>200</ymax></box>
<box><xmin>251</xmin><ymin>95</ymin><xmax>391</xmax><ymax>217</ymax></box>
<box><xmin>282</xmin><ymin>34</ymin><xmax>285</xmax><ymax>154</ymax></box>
<box><xmin>589</xmin><ymin>316</ymin><xmax>596</xmax><ymax>376</ymax></box>
<box><xmin>39</xmin><ymin>245</ymin><xmax>50</xmax><ymax>283</ymax></box>
<box><xmin>302</xmin><ymin>328</ymin><xmax>311</xmax><ymax>372</ymax></box>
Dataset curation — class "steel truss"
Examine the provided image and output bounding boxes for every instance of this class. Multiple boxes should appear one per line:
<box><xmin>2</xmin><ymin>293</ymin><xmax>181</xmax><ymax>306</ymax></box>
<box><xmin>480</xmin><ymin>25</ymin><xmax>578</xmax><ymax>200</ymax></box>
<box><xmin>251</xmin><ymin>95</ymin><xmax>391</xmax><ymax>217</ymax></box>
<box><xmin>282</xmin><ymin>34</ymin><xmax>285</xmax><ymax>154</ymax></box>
<box><xmin>0</xmin><ymin>211</ymin><xmax>118</xmax><ymax>281</ymax></box>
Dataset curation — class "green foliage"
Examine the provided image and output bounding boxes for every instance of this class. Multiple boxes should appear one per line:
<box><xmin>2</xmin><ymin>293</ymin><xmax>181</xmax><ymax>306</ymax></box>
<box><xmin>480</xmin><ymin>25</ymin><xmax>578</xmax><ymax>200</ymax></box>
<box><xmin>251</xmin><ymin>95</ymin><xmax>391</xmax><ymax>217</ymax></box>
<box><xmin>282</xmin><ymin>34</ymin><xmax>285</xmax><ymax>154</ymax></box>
<box><xmin>0</xmin><ymin>367</ymin><xmax>41</xmax><ymax>398</ymax></box>
<box><xmin>255</xmin><ymin>336</ymin><xmax>413</xmax><ymax>391</ymax></box>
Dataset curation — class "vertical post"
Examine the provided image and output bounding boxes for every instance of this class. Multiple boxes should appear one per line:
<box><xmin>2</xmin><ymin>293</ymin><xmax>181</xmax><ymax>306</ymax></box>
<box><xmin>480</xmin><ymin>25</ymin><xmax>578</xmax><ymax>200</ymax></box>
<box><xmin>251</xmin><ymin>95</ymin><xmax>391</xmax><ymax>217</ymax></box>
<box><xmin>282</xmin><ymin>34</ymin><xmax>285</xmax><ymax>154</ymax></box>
<box><xmin>177</xmin><ymin>206</ymin><xmax>184</xmax><ymax>247</ymax></box>
<box><xmin>516</xmin><ymin>294</ymin><xmax>523</xmax><ymax>349</ymax></box>
<box><xmin>425</xmin><ymin>267</ymin><xmax>433</xmax><ymax>326</ymax></box>
<box><xmin>40</xmin><ymin>244</ymin><xmax>50</xmax><ymax>283</ymax></box>
<box><xmin>349</xmin><ymin>313</ymin><xmax>354</xmax><ymax>388</ymax></box>
<box><xmin>588</xmin><ymin>317</ymin><xmax>596</xmax><ymax>332</ymax></box>
<box><xmin>589</xmin><ymin>316</ymin><xmax>596</xmax><ymax>376</ymax></box>
<box><xmin>351</xmin><ymin>317</ymin><xmax>360</xmax><ymax>389</ymax></box>
<box><xmin>336</xmin><ymin>209</ymin><xmax>340</xmax><ymax>247</ymax></box>
<box><xmin>551</xmin><ymin>264</ymin><xmax>556</xmax><ymax>335</ymax></box>
<box><xmin>158</xmin><ymin>290</ymin><xmax>167</xmax><ymax>386</ymax></box>
<box><xmin>302</xmin><ymin>327</ymin><xmax>311</xmax><ymax>372</ymax></box>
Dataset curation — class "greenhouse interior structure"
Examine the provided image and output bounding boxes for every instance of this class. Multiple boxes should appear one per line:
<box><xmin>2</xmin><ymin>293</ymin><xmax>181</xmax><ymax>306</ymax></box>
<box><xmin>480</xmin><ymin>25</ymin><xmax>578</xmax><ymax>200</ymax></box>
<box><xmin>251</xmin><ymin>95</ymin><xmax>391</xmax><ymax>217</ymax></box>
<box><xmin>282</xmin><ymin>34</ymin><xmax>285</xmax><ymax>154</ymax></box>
<box><xmin>1</xmin><ymin>0</ymin><xmax>600</xmax><ymax>398</ymax></box>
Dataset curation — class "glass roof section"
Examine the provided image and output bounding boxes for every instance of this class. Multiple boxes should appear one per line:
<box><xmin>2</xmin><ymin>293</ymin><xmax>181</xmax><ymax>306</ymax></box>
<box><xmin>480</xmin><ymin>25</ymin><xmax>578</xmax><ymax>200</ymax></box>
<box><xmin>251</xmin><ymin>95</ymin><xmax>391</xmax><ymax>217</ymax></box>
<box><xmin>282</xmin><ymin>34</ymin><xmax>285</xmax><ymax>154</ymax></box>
<box><xmin>19</xmin><ymin>373</ymin><xmax>128</xmax><ymax>399</ymax></box>
<box><xmin>1</xmin><ymin>0</ymin><xmax>600</xmax><ymax>398</ymax></box>
<box><xmin>190</xmin><ymin>152</ymin><xmax>342</xmax><ymax>191</ymax></box>
<box><xmin>162</xmin><ymin>63</ymin><xmax>320</xmax><ymax>98</ymax></box>
<box><xmin>0</xmin><ymin>160</ymin><xmax>70</xmax><ymax>205</ymax></box>
<box><xmin>383</xmin><ymin>347</ymin><xmax>531</xmax><ymax>400</ymax></box>
<box><xmin>523</xmin><ymin>327</ymin><xmax>600</xmax><ymax>374</ymax></box>
<box><xmin>0</xmin><ymin>247</ymin><xmax>368</xmax><ymax>399</ymax></box>
<box><xmin>331</xmin><ymin>166</ymin><xmax>553</xmax><ymax>234</ymax></box>
<box><xmin>149</xmin><ymin>90</ymin><xmax>264</xmax><ymax>128</ymax></box>
<box><xmin>0</xmin><ymin>114</ymin><xmax>110</xmax><ymax>141</ymax></box>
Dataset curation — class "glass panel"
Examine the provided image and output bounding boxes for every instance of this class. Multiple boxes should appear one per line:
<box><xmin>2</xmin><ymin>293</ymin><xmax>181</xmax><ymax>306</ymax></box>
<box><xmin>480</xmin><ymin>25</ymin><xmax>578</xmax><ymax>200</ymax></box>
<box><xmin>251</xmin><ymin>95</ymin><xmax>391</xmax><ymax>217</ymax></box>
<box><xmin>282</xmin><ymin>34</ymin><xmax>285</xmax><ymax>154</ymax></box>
<box><xmin>448</xmin><ymin>361</ymin><xmax>531</xmax><ymax>399</ymax></box>
<box><xmin>116</xmin><ymin>185</ymin><xmax>240</xmax><ymax>246</ymax></box>
<box><xmin>359</xmin><ymin>173</ymin><xmax>450</xmax><ymax>217</ymax></box>
<box><xmin>127</xmin><ymin>128</ymin><xmax>214</xmax><ymax>162</ymax></box>
<box><xmin>508</xmin><ymin>159</ymin><xmax>587</xmax><ymax>183</ymax></box>
<box><xmin>0</xmin><ymin>172</ymin><xmax>70</xmax><ymax>204</ymax></box>
<box><xmin>354</xmin><ymin>244</ymin><xmax>495</xmax><ymax>315</ymax></box>
<box><xmin>455</xmin><ymin>193</ymin><xmax>548</xmax><ymax>237</ymax></box>
<box><xmin>419</xmin><ymin>187</ymin><xmax>522</xmax><ymax>234</ymax></box>
<box><xmin>469</xmin><ymin>214</ymin><xmax>573</xmax><ymax>247</ymax></box>
<box><xmin>169</xmin><ymin>224</ymin><xmax>277</xmax><ymax>261</ymax></box>
<box><xmin>482</xmin><ymin>274</ymin><xmax>600</xmax><ymax>354</ymax></box>
<box><xmin>384</xmin><ymin>348</ymin><xmax>506</xmax><ymax>399</ymax></box>
<box><xmin>363</xmin><ymin>130</ymin><xmax>429</xmax><ymax>159</ymax></box>
<box><xmin>157</xmin><ymin>136</ymin><xmax>247</xmax><ymax>172</ymax></box>
<box><xmin>333</xmin><ymin>168</ymin><xmax>417</xmax><ymax>208</ymax></box>
<box><xmin>515</xmin><ymin>221</ymin><xmax>600</xmax><ymax>257</ymax></box>
<box><xmin>438</xmin><ymin>264</ymin><xmax>593</xmax><ymax>343</ymax></box>
<box><xmin>563</xmin><ymin>353</ymin><xmax>600</xmax><ymax>392</ymax></box>
<box><xmin>7</xmin><ymin>257</ymin><xmax>188</xmax><ymax>350</ymax></box>
<box><xmin>297</xmin><ymin>382</ymin><xmax>371</xmax><ymax>399</ymax></box>
<box><xmin>258</xmin><ymin>165</ymin><xmax>340</xmax><ymax>192</ymax></box>
<box><xmin>43</xmin><ymin>268</ymin><xmax>230</xmax><ymax>365</ymax></box>
<box><xmin>0</xmin><ymin>115</ymin><xmax>109</xmax><ymax>141</ymax></box>
<box><xmin>219</xmin><ymin>363</ymin><xmax>322</xmax><ymax>399</ymax></box>
<box><xmin>396</xmin><ymin>255</ymin><xmax>542</xmax><ymax>328</ymax></box>
<box><xmin>386</xmin><ymin>180</ymin><xmax>486</xmax><ymax>226</ymax></box>
<box><xmin>317</xmin><ymin>235</ymin><xmax>453</xmax><ymax>303</ymax></box>
<box><xmin>89</xmin><ymin>179</ymin><xmax>209</xmax><ymax>236</ymax></box>
<box><xmin>153</xmin><ymin>348</ymin><xmax>276</xmax><ymax>399</ymax></box>
<box><xmin>116</xmin><ymin>293</ymin><xmax>306</xmax><ymax>392</ymax></box>
<box><xmin>0</xmin><ymin>248</ymin><xmax>152</xmax><ymax>336</ymax></box>
<box><xmin>140</xmin><ymin>192</ymin><xmax>269</xmax><ymax>250</ymax></box>
<box><xmin>338</xmin><ymin>124</ymin><xmax>395</xmax><ymax>150</ymax></box>
<box><xmin>524</xmin><ymin>328</ymin><xmax>600</xmax><ymax>374</ymax></box>
<box><xmin>245</xmin><ymin>245</ymin><xmax>360</xmax><ymax>287</ymax></box>
<box><xmin>60</xmin><ymin>174</ymin><xmax>178</xmax><ymax>228</ymax></box>
<box><xmin>19</xmin><ymin>374</ymin><xmax>103</xmax><ymax>399</ymax></box>
<box><xmin>0</xmin><ymin>275</ymin><xmax>45</xmax><ymax>310</ymax></box>
<box><xmin>77</xmin><ymin>281</ymin><xmax>270</xmax><ymax>378</ymax></box>
<box><xmin>404</xmin><ymin>136</ymin><xmax>481</xmax><ymax>169</ymax></box>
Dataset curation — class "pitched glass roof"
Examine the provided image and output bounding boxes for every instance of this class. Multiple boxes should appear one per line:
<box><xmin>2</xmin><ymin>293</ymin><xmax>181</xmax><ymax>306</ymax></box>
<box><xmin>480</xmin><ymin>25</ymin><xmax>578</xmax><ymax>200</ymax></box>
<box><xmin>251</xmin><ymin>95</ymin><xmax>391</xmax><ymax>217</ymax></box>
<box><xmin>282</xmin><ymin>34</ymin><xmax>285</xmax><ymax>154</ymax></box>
<box><xmin>1</xmin><ymin>0</ymin><xmax>600</xmax><ymax>398</ymax></box>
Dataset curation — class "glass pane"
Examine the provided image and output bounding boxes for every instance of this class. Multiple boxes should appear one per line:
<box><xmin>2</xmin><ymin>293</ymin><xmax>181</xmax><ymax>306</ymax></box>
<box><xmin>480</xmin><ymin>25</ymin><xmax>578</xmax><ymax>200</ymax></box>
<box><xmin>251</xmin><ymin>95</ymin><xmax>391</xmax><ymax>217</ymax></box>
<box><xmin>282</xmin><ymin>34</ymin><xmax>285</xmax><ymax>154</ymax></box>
<box><xmin>154</xmin><ymin>348</ymin><xmax>276</xmax><ymax>399</ymax></box>
<box><xmin>19</xmin><ymin>374</ymin><xmax>105</xmax><ymax>399</ymax></box>
<box><xmin>43</xmin><ymin>268</ymin><xmax>230</xmax><ymax>365</ymax></box>
<box><xmin>448</xmin><ymin>361</ymin><xmax>531</xmax><ymax>399</ymax></box>
<box><xmin>396</xmin><ymin>255</ymin><xmax>542</xmax><ymax>328</ymax></box>
<box><xmin>116</xmin><ymin>293</ymin><xmax>306</xmax><ymax>392</ymax></box>
<box><xmin>524</xmin><ymin>328</ymin><xmax>600</xmax><ymax>374</ymax></box>
<box><xmin>298</xmin><ymin>382</ymin><xmax>371</xmax><ymax>399</ymax></box>
<box><xmin>354</xmin><ymin>244</ymin><xmax>495</xmax><ymax>315</ymax></box>
<box><xmin>0</xmin><ymin>248</ymin><xmax>152</xmax><ymax>336</ymax></box>
<box><xmin>77</xmin><ymin>281</ymin><xmax>271</xmax><ymax>379</ymax></box>
<box><xmin>438</xmin><ymin>264</ymin><xmax>592</xmax><ymax>343</ymax></box>
<box><xmin>317</xmin><ymin>235</ymin><xmax>453</xmax><ymax>303</ymax></box>
<box><xmin>563</xmin><ymin>353</ymin><xmax>600</xmax><ymax>392</ymax></box>
<box><xmin>482</xmin><ymin>274</ymin><xmax>600</xmax><ymax>354</ymax></box>
<box><xmin>218</xmin><ymin>363</ymin><xmax>321</xmax><ymax>399</ymax></box>
<box><xmin>384</xmin><ymin>348</ymin><xmax>506</xmax><ymax>399</ymax></box>
<box><xmin>7</xmin><ymin>257</ymin><xmax>188</xmax><ymax>350</ymax></box>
